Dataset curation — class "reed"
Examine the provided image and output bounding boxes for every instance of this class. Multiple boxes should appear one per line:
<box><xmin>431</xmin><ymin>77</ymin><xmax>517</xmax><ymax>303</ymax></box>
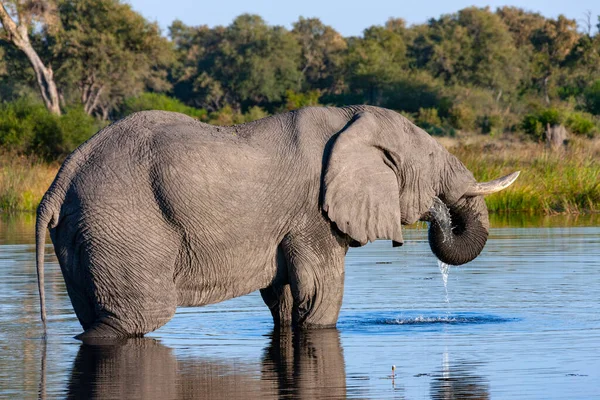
<box><xmin>0</xmin><ymin>154</ymin><xmax>58</xmax><ymax>212</ymax></box>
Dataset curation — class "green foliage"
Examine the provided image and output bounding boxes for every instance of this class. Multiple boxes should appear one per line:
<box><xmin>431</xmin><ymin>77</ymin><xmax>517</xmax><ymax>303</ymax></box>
<box><xmin>584</xmin><ymin>80</ymin><xmax>600</xmax><ymax>115</ymax></box>
<box><xmin>565</xmin><ymin>112</ymin><xmax>598</xmax><ymax>137</ymax></box>
<box><xmin>415</xmin><ymin>108</ymin><xmax>456</xmax><ymax>136</ymax></box>
<box><xmin>170</xmin><ymin>14</ymin><xmax>303</xmax><ymax>111</ymax></box>
<box><xmin>119</xmin><ymin>93</ymin><xmax>207</xmax><ymax>119</ymax></box>
<box><xmin>477</xmin><ymin>113</ymin><xmax>504</xmax><ymax>135</ymax></box>
<box><xmin>206</xmin><ymin>105</ymin><xmax>268</xmax><ymax>126</ymax></box>
<box><xmin>0</xmin><ymin>98</ymin><xmax>103</xmax><ymax>160</ymax></box>
<box><xmin>285</xmin><ymin>90</ymin><xmax>321</xmax><ymax>110</ymax></box>
<box><xmin>291</xmin><ymin>17</ymin><xmax>347</xmax><ymax>93</ymax></box>
<box><xmin>416</xmin><ymin>108</ymin><xmax>441</xmax><ymax>126</ymax></box>
<box><xmin>521</xmin><ymin>108</ymin><xmax>565</xmax><ymax>140</ymax></box>
<box><xmin>448</xmin><ymin>103</ymin><xmax>476</xmax><ymax>130</ymax></box>
<box><xmin>2</xmin><ymin>4</ymin><xmax>600</xmax><ymax>156</ymax></box>
<box><xmin>521</xmin><ymin>107</ymin><xmax>598</xmax><ymax>140</ymax></box>
<box><xmin>54</xmin><ymin>0</ymin><xmax>174</xmax><ymax>117</ymax></box>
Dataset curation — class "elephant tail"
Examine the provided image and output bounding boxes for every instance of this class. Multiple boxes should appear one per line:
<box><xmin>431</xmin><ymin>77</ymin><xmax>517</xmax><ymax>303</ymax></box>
<box><xmin>36</xmin><ymin>195</ymin><xmax>59</xmax><ymax>335</ymax></box>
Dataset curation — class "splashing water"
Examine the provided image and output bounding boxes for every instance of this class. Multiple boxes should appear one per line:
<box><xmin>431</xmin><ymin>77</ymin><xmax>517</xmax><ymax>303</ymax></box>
<box><xmin>428</xmin><ymin>197</ymin><xmax>453</xmax><ymax>244</ymax></box>
<box><xmin>438</xmin><ymin>259</ymin><xmax>451</xmax><ymax>305</ymax></box>
<box><xmin>428</xmin><ymin>197</ymin><xmax>453</xmax><ymax>306</ymax></box>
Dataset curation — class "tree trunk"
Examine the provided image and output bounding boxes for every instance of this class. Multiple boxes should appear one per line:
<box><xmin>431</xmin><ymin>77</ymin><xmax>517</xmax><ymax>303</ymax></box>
<box><xmin>0</xmin><ymin>3</ymin><xmax>61</xmax><ymax>115</ymax></box>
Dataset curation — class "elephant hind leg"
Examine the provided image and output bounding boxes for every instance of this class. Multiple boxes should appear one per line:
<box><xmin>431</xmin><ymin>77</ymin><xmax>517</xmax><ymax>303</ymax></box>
<box><xmin>74</xmin><ymin>260</ymin><xmax>178</xmax><ymax>340</ymax></box>
<box><xmin>75</xmin><ymin>297</ymin><xmax>177</xmax><ymax>340</ymax></box>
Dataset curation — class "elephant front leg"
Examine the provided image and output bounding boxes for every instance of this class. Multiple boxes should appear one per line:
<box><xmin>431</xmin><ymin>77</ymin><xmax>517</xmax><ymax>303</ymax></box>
<box><xmin>284</xmin><ymin>227</ymin><xmax>347</xmax><ymax>329</ymax></box>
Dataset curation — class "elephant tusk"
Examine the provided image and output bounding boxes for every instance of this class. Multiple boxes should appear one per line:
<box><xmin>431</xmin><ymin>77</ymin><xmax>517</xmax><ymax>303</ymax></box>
<box><xmin>464</xmin><ymin>171</ymin><xmax>520</xmax><ymax>196</ymax></box>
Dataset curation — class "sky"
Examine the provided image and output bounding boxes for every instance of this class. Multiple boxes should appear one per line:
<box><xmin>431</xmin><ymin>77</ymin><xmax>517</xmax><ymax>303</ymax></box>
<box><xmin>127</xmin><ymin>0</ymin><xmax>600</xmax><ymax>37</ymax></box>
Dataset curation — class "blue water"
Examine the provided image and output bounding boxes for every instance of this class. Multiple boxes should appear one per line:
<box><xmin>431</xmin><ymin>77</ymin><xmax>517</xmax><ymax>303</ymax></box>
<box><xmin>0</xmin><ymin>215</ymin><xmax>599</xmax><ymax>399</ymax></box>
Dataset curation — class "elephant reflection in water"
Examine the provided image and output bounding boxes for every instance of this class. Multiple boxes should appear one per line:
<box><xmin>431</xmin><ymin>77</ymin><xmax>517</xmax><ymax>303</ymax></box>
<box><xmin>65</xmin><ymin>329</ymin><xmax>345</xmax><ymax>400</ymax></box>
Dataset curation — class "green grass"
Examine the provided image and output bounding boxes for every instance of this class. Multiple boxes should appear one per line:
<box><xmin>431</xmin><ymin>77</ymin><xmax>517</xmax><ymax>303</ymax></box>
<box><xmin>450</xmin><ymin>136</ymin><xmax>600</xmax><ymax>214</ymax></box>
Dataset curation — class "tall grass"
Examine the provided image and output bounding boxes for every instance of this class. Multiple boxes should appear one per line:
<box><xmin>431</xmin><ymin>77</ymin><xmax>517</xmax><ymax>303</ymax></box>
<box><xmin>0</xmin><ymin>154</ymin><xmax>57</xmax><ymax>212</ymax></box>
<box><xmin>451</xmin><ymin>136</ymin><xmax>600</xmax><ymax>214</ymax></box>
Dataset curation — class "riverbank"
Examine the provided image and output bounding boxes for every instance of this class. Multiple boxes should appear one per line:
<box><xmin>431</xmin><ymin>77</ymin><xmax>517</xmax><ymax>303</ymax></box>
<box><xmin>1</xmin><ymin>135</ymin><xmax>599</xmax><ymax>214</ymax></box>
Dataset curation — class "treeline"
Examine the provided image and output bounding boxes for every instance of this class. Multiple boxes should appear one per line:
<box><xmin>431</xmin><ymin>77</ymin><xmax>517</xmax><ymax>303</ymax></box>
<box><xmin>1</xmin><ymin>0</ymin><xmax>600</xmax><ymax>160</ymax></box>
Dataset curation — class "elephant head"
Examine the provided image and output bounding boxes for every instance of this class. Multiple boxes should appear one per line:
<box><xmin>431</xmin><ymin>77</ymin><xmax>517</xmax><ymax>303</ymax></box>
<box><xmin>322</xmin><ymin>109</ymin><xmax>519</xmax><ymax>265</ymax></box>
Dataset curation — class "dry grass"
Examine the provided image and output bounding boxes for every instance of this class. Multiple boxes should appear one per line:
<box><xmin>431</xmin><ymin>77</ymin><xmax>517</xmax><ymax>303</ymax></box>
<box><xmin>0</xmin><ymin>154</ymin><xmax>58</xmax><ymax>212</ymax></box>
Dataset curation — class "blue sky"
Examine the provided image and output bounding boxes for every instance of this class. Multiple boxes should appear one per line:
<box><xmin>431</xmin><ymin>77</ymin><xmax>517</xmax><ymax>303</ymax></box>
<box><xmin>127</xmin><ymin>0</ymin><xmax>600</xmax><ymax>37</ymax></box>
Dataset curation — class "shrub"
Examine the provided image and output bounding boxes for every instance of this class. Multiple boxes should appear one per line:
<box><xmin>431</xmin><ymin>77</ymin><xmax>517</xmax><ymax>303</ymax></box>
<box><xmin>414</xmin><ymin>108</ymin><xmax>455</xmax><ymax>136</ymax></box>
<box><xmin>244</xmin><ymin>106</ymin><xmax>269</xmax><ymax>122</ymax></box>
<box><xmin>477</xmin><ymin>113</ymin><xmax>504</xmax><ymax>136</ymax></box>
<box><xmin>416</xmin><ymin>108</ymin><xmax>441</xmax><ymax>127</ymax></box>
<box><xmin>566</xmin><ymin>112</ymin><xmax>598</xmax><ymax>138</ymax></box>
<box><xmin>448</xmin><ymin>103</ymin><xmax>476</xmax><ymax>131</ymax></box>
<box><xmin>285</xmin><ymin>90</ymin><xmax>321</xmax><ymax>110</ymax></box>
<box><xmin>521</xmin><ymin>108</ymin><xmax>566</xmax><ymax>141</ymax></box>
<box><xmin>521</xmin><ymin>114</ymin><xmax>544</xmax><ymax>140</ymax></box>
<box><xmin>384</xmin><ymin>72</ymin><xmax>447</xmax><ymax>114</ymax></box>
<box><xmin>0</xmin><ymin>98</ymin><xmax>103</xmax><ymax>160</ymax></box>
<box><xmin>119</xmin><ymin>93</ymin><xmax>207</xmax><ymax>120</ymax></box>
<box><xmin>584</xmin><ymin>80</ymin><xmax>600</xmax><ymax>115</ymax></box>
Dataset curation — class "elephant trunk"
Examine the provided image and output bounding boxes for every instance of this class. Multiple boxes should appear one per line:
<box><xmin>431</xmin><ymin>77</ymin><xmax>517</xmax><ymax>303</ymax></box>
<box><xmin>427</xmin><ymin>196</ymin><xmax>489</xmax><ymax>266</ymax></box>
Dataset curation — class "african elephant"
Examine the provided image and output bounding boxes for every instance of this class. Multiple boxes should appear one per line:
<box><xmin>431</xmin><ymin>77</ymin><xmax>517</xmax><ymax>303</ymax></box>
<box><xmin>35</xmin><ymin>105</ymin><xmax>518</xmax><ymax>338</ymax></box>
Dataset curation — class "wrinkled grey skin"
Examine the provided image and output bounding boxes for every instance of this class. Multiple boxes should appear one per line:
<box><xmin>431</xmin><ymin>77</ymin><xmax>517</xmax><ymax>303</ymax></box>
<box><xmin>36</xmin><ymin>105</ymin><xmax>489</xmax><ymax>339</ymax></box>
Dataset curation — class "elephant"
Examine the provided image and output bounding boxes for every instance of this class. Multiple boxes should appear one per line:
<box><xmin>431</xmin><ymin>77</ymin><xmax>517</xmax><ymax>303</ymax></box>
<box><xmin>35</xmin><ymin>105</ymin><xmax>519</xmax><ymax>339</ymax></box>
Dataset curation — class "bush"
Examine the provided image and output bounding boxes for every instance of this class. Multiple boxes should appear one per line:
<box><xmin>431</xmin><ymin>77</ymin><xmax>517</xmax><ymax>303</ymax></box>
<box><xmin>414</xmin><ymin>108</ymin><xmax>455</xmax><ymax>136</ymax></box>
<box><xmin>285</xmin><ymin>90</ymin><xmax>321</xmax><ymax>110</ymax></box>
<box><xmin>521</xmin><ymin>108</ymin><xmax>566</xmax><ymax>141</ymax></box>
<box><xmin>566</xmin><ymin>112</ymin><xmax>598</xmax><ymax>138</ymax></box>
<box><xmin>119</xmin><ymin>93</ymin><xmax>207</xmax><ymax>120</ymax></box>
<box><xmin>384</xmin><ymin>72</ymin><xmax>448</xmax><ymax>114</ymax></box>
<box><xmin>584</xmin><ymin>80</ymin><xmax>600</xmax><ymax>115</ymax></box>
<box><xmin>416</xmin><ymin>108</ymin><xmax>441</xmax><ymax>127</ymax></box>
<box><xmin>448</xmin><ymin>103</ymin><xmax>476</xmax><ymax>131</ymax></box>
<box><xmin>477</xmin><ymin>113</ymin><xmax>504</xmax><ymax>136</ymax></box>
<box><xmin>0</xmin><ymin>98</ymin><xmax>103</xmax><ymax>161</ymax></box>
<box><xmin>207</xmin><ymin>105</ymin><xmax>269</xmax><ymax>126</ymax></box>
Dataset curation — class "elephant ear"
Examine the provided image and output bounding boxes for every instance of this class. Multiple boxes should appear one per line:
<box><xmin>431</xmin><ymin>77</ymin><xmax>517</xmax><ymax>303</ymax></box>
<box><xmin>322</xmin><ymin>112</ymin><xmax>403</xmax><ymax>246</ymax></box>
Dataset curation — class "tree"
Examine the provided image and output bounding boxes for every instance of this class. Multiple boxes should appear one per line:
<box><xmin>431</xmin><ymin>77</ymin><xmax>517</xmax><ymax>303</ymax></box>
<box><xmin>345</xmin><ymin>19</ymin><xmax>408</xmax><ymax>104</ymax></box>
<box><xmin>0</xmin><ymin>0</ymin><xmax>61</xmax><ymax>114</ymax></box>
<box><xmin>530</xmin><ymin>15</ymin><xmax>579</xmax><ymax>103</ymax></box>
<box><xmin>170</xmin><ymin>15</ymin><xmax>302</xmax><ymax>111</ymax></box>
<box><xmin>410</xmin><ymin>7</ymin><xmax>522</xmax><ymax>98</ymax></box>
<box><xmin>53</xmin><ymin>0</ymin><xmax>173</xmax><ymax>118</ymax></box>
<box><xmin>291</xmin><ymin>17</ymin><xmax>346</xmax><ymax>94</ymax></box>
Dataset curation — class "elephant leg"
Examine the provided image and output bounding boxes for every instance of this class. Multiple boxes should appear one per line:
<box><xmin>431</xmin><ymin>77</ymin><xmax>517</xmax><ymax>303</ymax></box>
<box><xmin>261</xmin><ymin>245</ymin><xmax>293</xmax><ymax>327</ymax></box>
<box><xmin>260</xmin><ymin>284</ymin><xmax>293</xmax><ymax>328</ymax></box>
<box><xmin>284</xmin><ymin>222</ymin><xmax>347</xmax><ymax>329</ymax></box>
<box><xmin>73</xmin><ymin>231</ymin><xmax>179</xmax><ymax>339</ymax></box>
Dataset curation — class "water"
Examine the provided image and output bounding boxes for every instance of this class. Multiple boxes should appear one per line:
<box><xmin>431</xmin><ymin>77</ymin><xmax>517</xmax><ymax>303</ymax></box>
<box><xmin>1</xmin><ymin>213</ymin><xmax>600</xmax><ymax>399</ymax></box>
<box><xmin>438</xmin><ymin>260</ymin><xmax>451</xmax><ymax>306</ymax></box>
